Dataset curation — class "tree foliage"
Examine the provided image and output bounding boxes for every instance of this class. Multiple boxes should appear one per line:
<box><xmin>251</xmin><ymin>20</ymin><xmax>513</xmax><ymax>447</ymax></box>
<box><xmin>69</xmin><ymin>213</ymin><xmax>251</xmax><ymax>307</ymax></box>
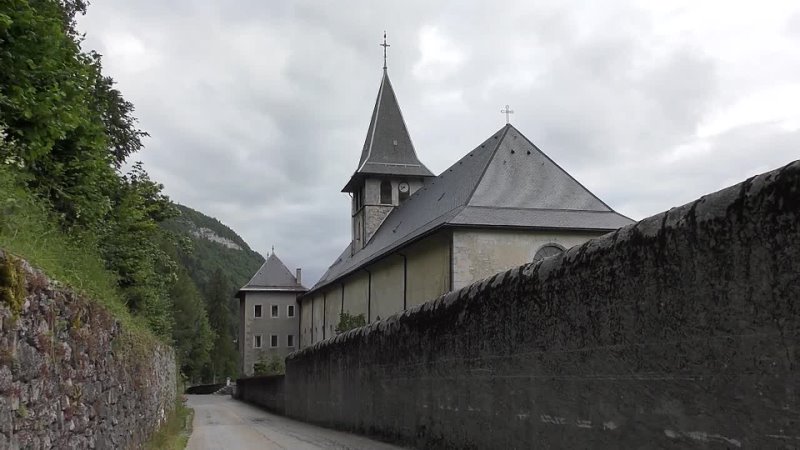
<box><xmin>203</xmin><ymin>269</ymin><xmax>238</xmax><ymax>382</ymax></box>
<box><xmin>0</xmin><ymin>0</ymin><xmax>237</xmax><ymax>383</ymax></box>
<box><xmin>335</xmin><ymin>311</ymin><xmax>367</xmax><ymax>334</ymax></box>
<box><xmin>253</xmin><ymin>354</ymin><xmax>284</xmax><ymax>376</ymax></box>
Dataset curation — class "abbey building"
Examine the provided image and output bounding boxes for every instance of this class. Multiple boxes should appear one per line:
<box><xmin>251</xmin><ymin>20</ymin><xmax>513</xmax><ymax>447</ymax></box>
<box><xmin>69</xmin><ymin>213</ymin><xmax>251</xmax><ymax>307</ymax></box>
<box><xmin>295</xmin><ymin>65</ymin><xmax>633</xmax><ymax>348</ymax></box>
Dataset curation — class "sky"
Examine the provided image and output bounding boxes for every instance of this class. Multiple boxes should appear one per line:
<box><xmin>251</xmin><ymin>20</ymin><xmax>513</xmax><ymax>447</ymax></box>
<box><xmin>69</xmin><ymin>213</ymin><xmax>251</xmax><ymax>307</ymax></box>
<box><xmin>78</xmin><ymin>0</ymin><xmax>800</xmax><ymax>286</ymax></box>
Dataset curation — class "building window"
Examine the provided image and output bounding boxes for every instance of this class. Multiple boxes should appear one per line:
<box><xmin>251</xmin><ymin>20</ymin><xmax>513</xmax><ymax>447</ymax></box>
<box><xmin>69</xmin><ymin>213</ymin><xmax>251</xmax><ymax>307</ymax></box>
<box><xmin>287</xmin><ymin>304</ymin><xmax>295</xmax><ymax>317</ymax></box>
<box><xmin>287</xmin><ymin>335</ymin><xmax>295</xmax><ymax>347</ymax></box>
<box><xmin>254</xmin><ymin>304</ymin><xmax>262</xmax><ymax>318</ymax></box>
<box><xmin>270</xmin><ymin>335</ymin><xmax>278</xmax><ymax>348</ymax></box>
<box><xmin>271</xmin><ymin>305</ymin><xmax>279</xmax><ymax>318</ymax></box>
<box><xmin>380</xmin><ymin>180</ymin><xmax>392</xmax><ymax>204</ymax></box>
<box><xmin>533</xmin><ymin>243</ymin><xmax>566</xmax><ymax>262</ymax></box>
<box><xmin>254</xmin><ymin>335</ymin><xmax>262</xmax><ymax>348</ymax></box>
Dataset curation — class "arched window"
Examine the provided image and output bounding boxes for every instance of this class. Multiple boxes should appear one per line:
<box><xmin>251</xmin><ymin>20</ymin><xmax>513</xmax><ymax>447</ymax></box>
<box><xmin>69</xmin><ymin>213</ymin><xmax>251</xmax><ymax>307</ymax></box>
<box><xmin>380</xmin><ymin>180</ymin><xmax>392</xmax><ymax>204</ymax></box>
<box><xmin>533</xmin><ymin>243</ymin><xmax>565</xmax><ymax>262</ymax></box>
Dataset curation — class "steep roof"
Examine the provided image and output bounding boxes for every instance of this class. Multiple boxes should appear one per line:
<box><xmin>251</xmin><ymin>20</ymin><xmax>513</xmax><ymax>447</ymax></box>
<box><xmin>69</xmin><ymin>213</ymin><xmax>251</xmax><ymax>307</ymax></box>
<box><xmin>342</xmin><ymin>70</ymin><xmax>434</xmax><ymax>192</ymax></box>
<box><xmin>238</xmin><ymin>252</ymin><xmax>306</xmax><ymax>293</ymax></box>
<box><xmin>307</xmin><ymin>124</ymin><xmax>634</xmax><ymax>297</ymax></box>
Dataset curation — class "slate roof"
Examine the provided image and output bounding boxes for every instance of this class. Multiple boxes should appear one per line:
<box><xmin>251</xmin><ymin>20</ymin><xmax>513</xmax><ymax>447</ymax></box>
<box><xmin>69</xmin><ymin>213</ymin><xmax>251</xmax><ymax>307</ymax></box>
<box><xmin>307</xmin><ymin>124</ymin><xmax>633</xmax><ymax>297</ymax></box>
<box><xmin>238</xmin><ymin>252</ymin><xmax>306</xmax><ymax>294</ymax></box>
<box><xmin>342</xmin><ymin>70</ymin><xmax>434</xmax><ymax>192</ymax></box>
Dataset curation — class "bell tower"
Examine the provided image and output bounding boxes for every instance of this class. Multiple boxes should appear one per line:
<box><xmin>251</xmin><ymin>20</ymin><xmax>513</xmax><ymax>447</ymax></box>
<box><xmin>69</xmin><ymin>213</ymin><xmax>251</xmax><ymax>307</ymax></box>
<box><xmin>343</xmin><ymin>33</ymin><xmax>434</xmax><ymax>253</ymax></box>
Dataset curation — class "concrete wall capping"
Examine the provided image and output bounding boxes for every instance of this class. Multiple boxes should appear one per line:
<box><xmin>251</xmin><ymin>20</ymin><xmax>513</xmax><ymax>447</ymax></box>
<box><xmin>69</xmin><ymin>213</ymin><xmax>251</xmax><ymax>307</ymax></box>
<box><xmin>269</xmin><ymin>160</ymin><xmax>797</xmax><ymax>449</ymax></box>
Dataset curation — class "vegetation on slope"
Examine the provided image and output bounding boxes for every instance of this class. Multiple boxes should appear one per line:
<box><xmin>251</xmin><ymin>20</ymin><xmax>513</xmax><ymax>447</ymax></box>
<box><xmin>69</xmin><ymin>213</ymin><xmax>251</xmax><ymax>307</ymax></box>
<box><xmin>162</xmin><ymin>204</ymin><xmax>265</xmax><ymax>381</ymax></box>
<box><xmin>0</xmin><ymin>0</ymin><xmax>249</xmax><ymax>384</ymax></box>
<box><xmin>161</xmin><ymin>204</ymin><xmax>264</xmax><ymax>301</ymax></box>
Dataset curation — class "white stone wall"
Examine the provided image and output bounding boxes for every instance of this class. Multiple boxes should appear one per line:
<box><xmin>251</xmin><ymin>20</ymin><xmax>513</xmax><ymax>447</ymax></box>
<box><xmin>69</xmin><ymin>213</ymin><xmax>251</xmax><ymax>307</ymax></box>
<box><xmin>300</xmin><ymin>294</ymin><xmax>312</xmax><ymax>348</ymax></box>
<box><xmin>368</xmin><ymin>255</ymin><xmax>404</xmax><ymax>322</ymax></box>
<box><xmin>451</xmin><ymin>228</ymin><xmax>607</xmax><ymax>290</ymax></box>
<box><xmin>241</xmin><ymin>291</ymin><xmax>300</xmax><ymax>376</ymax></box>
<box><xmin>405</xmin><ymin>231</ymin><xmax>450</xmax><ymax>307</ymax></box>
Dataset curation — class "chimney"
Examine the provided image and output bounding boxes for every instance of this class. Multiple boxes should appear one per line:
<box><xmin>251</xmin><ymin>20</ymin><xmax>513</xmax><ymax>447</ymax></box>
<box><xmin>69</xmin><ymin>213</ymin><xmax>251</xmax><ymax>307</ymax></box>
<box><xmin>295</xmin><ymin>268</ymin><xmax>302</xmax><ymax>285</ymax></box>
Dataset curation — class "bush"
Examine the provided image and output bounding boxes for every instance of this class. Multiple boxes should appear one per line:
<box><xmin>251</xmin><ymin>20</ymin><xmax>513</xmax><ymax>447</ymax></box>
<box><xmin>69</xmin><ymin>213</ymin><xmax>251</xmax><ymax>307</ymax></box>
<box><xmin>253</xmin><ymin>354</ymin><xmax>284</xmax><ymax>376</ymax></box>
<box><xmin>335</xmin><ymin>311</ymin><xmax>366</xmax><ymax>334</ymax></box>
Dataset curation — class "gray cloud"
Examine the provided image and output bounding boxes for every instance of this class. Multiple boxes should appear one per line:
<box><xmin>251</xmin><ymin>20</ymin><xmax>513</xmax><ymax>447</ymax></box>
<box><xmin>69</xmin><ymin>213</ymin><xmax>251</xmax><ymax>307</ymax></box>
<box><xmin>79</xmin><ymin>1</ymin><xmax>800</xmax><ymax>284</ymax></box>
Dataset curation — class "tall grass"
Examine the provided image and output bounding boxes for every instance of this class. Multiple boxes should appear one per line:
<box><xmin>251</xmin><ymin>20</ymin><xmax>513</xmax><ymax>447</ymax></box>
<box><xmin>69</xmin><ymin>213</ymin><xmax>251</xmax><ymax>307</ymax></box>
<box><xmin>0</xmin><ymin>165</ymin><xmax>146</xmax><ymax>331</ymax></box>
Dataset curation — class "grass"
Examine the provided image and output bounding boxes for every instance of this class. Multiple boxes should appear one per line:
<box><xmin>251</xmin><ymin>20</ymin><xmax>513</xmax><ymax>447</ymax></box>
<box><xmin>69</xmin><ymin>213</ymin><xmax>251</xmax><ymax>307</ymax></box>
<box><xmin>0</xmin><ymin>165</ymin><xmax>148</xmax><ymax>332</ymax></box>
<box><xmin>144</xmin><ymin>397</ymin><xmax>193</xmax><ymax>450</ymax></box>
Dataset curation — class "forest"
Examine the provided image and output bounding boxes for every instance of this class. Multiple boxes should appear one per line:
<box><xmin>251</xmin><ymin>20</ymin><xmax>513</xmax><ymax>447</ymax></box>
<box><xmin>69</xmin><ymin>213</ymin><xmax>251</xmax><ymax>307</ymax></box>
<box><xmin>0</xmin><ymin>0</ymin><xmax>258</xmax><ymax>383</ymax></box>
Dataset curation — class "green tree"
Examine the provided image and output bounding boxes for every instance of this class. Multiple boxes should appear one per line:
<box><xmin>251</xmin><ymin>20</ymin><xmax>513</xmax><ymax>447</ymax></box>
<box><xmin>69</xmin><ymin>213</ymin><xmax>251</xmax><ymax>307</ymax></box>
<box><xmin>169</xmin><ymin>269</ymin><xmax>215</xmax><ymax>383</ymax></box>
<box><xmin>203</xmin><ymin>269</ymin><xmax>237</xmax><ymax>382</ymax></box>
<box><xmin>252</xmin><ymin>354</ymin><xmax>284</xmax><ymax>376</ymax></box>
<box><xmin>99</xmin><ymin>163</ymin><xmax>177</xmax><ymax>337</ymax></box>
<box><xmin>335</xmin><ymin>311</ymin><xmax>367</xmax><ymax>334</ymax></box>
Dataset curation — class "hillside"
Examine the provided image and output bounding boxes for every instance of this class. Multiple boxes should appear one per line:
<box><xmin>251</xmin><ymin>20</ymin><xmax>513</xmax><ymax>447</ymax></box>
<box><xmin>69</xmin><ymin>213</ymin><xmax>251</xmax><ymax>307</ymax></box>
<box><xmin>161</xmin><ymin>204</ymin><xmax>265</xmax><ymax>294</ymax></box>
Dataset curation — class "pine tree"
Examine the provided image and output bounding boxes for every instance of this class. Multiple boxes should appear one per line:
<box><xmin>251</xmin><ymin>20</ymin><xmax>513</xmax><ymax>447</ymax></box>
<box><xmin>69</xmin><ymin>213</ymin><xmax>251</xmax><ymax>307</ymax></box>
<box><xmin>203</xmin><ymin>269</ymin><xmax>238</xmax><ymax>382</ymax></box>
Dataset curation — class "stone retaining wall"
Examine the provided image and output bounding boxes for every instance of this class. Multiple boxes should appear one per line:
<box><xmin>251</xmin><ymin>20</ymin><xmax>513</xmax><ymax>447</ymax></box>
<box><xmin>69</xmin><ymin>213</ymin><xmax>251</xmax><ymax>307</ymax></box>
<box><xmin>0</xmin><ymin>251</ymin><xmax>176</xmax><ymax>450</ymax></box>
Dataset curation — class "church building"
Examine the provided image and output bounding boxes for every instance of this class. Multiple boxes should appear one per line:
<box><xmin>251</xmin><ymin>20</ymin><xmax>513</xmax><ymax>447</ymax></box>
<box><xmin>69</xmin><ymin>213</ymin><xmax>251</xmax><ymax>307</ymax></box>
<box><xmin>236</xmin><ymin>252</ymin><xmax>306</xmax><ymax>376</ymax></box>
<box><xmin>297</xmin><ymin>47</ymin><xmax>633</xmax><ymax>349</ymax></box>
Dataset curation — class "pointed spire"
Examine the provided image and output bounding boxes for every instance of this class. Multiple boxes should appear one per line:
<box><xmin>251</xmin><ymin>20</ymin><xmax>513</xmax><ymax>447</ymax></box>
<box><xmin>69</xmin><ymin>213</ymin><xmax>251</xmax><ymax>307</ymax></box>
<box><xmin>342</xmin><ymin>65</ymin><xmax>434</xmax><ymax>192</ymax></box>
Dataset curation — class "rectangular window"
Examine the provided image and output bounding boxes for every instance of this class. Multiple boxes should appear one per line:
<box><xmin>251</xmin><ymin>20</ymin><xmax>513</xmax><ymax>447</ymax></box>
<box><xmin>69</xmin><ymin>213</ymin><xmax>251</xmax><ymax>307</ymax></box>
<box><xmin>287</xmin><ymin>305</ymin><xmax>295</xmax><ymax>318</ymax></box>
<box><xmin>270</xmin><ymin>335</ymin><xmax>278</xmax><ymax>348</ymax></box>
<box><xmin>254</xmin><ymin>304</ymin><xmax>262</xmax><ymax>318</ymax></box>
<box><xmin>287</xmin><ymin>335</ymin><xmax>295</xmax><ymax>347</ymax></box>
<box><xmin>253</xmin><ymin>335</ymin><xmax>262</xmax><ymax>348</ymax></box>
<box><xmin>271</xmin><ymin>305</ymin><xmax>279</xmax><ymax>318</ymax></box>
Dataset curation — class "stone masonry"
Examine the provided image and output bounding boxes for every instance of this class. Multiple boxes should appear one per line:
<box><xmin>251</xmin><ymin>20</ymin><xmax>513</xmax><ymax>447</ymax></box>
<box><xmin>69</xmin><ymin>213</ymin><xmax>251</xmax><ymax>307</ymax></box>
<box><xmin>0</xmin><ymin>251</ymin><xmax>176</xmax><ymax>450</ymax></box>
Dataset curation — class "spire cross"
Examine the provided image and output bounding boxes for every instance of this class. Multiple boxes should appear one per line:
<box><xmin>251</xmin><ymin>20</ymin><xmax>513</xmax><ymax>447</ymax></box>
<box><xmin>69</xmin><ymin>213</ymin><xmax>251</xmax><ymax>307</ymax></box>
<box><xmin>501</xmin><ymin>105</ymin><xmax>514</xmax><ymax>124</ymax></box>
<box><xmin>380</xmin><ymin>31</ymin><xmax>390</xmax><ymax>70</ymax></box>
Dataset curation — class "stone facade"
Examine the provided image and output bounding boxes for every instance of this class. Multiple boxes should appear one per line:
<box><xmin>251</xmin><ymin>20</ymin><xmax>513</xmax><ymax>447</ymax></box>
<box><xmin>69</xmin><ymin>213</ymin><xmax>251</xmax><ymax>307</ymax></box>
<box><xmin>299</xmin><ymin>228</ymin><xmax>604</xmax><ymax>348</ymax></box>
<box><xmin>0</xmin><ymin>251</ymin><xmax>176</xmax><ymax>450</ymax></box>
<box><xmin>451</xmin><ymin>228</ymin><xmax>607</xmax><ymax>290</ymax></box>
<box><xmin>239</xmin><ymin>291</ymin><xmax>299</xmax><ymax>376</ymax></box>
<box><xmin>300</xmin><ymin>231</ymin><xmax>451</xmax><ymax>347</ymax></box>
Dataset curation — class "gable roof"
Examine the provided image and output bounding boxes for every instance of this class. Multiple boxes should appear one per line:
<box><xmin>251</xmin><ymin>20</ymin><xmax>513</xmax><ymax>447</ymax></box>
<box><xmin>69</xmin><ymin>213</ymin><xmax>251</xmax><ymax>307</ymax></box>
<box><xmin>342</xmin><ymin>70</ymin><xmax>434</xmax><ymax>192</ymax></box>
<box><xmin>309</xmin><ymin>124</ymin><xmax>634</xmax><ymax>297</ymax></box>
<box><xmin>238</xmin><ymin>252</ymin><xmax>306</xmax><ymax>294</ymax></box>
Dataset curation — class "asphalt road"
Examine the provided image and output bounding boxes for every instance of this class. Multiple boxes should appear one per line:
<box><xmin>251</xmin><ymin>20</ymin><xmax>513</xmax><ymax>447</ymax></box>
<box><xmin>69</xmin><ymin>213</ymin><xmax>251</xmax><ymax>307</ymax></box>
<box><xmin>186</xmin><ymin>395</ymin><xmax>405</xmax><ymax>450</ymax></box>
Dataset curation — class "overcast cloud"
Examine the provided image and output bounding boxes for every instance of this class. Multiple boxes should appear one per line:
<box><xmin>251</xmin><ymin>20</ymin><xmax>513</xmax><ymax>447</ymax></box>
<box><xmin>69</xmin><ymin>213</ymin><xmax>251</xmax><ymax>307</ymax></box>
<box><xmin>78</xmin><ymin>0</ymin><xmax>800</xmax><ymax>285</ymax></box>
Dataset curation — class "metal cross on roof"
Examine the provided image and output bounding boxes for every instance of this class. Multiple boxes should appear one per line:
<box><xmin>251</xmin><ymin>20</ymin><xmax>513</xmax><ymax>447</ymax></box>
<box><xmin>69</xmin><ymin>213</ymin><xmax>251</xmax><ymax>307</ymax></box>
<box><xmin>380</xmin><ymin>31</ymin><xmax>390</xmax><ymax>70</ymax></box>
<box><xmin>501</xmin><ymin>105</ymin><xmax>514</xmax><ymax>124</ymax></box>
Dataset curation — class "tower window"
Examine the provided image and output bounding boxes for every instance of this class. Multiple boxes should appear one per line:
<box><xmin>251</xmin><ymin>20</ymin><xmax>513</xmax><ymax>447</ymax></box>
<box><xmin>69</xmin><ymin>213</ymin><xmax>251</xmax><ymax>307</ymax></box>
<box><xmin>380</xmin><ymin>180</ymin><xmax>392</xmax><ymax>204</ymax></box>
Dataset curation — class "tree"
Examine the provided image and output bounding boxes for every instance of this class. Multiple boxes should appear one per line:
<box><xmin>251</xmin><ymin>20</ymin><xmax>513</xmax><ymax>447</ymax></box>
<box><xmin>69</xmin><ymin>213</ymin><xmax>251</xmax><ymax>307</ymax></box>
<box><xmin>252</xmin><ymin>354</ymin><xmax>284</xmax><ymax>376</ymax></box>
<box><xmin>203</xmin><ymin>269</ymin><xmax>237</xmax><ymax>382</ymax></box>
<box><xmin>169</xmin><ymin>269</ymin><xmax>215</xmax><ymax>383</ymax></box>
<box><xmin>335</xmin><ymin>311</ymin><xmax>366</xmax><ymax>334</ymax></box>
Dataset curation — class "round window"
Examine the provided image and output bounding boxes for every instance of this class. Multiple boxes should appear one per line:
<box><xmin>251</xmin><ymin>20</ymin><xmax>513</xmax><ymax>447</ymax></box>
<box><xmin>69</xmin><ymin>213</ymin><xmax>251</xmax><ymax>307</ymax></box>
<box><xmin>533</xmin><ymin>244</ymin><xmax>565</xmax><ymax>262</ymax></box>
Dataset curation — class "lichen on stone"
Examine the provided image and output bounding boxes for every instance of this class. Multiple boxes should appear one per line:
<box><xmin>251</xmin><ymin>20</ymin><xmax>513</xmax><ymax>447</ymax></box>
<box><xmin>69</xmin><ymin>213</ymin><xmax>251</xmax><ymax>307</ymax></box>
<box><xmin>0</xmin><ymin>253</ymin><xmax>27</xmax><ymax>318</ymax></box>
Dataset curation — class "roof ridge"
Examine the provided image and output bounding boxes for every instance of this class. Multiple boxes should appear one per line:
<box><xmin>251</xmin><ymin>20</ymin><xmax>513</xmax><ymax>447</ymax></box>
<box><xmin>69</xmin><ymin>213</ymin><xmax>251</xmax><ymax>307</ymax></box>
<box><xmin>240</xmin><ymin>252</ymin><xmax>306</xmax><ymax>291</ymax></box>
<box><xmin>508</xmin><ymin>124</ymin><xmax>624</xmax><ymax>215</ymax></box>
<box><xmin>464</xmin><ymin>124</ymin><xmax>512</xmax><ymax>203</ymax></box>
<box><xmin>358</xmin><ymin>71</ymin><xmax>387</xmax><ymax>172</ymax></box>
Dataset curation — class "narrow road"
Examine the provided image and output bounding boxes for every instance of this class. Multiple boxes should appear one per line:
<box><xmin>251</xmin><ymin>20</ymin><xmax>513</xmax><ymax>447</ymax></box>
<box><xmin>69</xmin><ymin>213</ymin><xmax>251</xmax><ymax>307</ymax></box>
<box><xmin>186</xmin><ymin>395</ymin><xmax>405</xmax><ymax>450</ymax></box>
